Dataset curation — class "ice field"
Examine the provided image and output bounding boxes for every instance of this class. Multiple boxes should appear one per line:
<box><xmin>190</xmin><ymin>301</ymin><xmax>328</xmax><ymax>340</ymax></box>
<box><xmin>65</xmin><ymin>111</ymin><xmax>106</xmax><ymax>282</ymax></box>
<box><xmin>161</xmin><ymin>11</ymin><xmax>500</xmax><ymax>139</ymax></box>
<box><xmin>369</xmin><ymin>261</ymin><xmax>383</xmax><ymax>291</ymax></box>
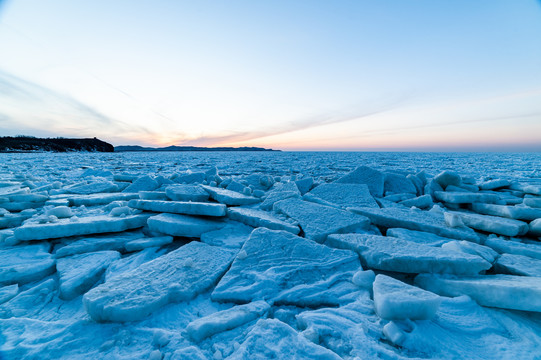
<box><xmin>1</xmin><ymin>151</ymin><xmax>541</xmax><ymax>359</ymax></box>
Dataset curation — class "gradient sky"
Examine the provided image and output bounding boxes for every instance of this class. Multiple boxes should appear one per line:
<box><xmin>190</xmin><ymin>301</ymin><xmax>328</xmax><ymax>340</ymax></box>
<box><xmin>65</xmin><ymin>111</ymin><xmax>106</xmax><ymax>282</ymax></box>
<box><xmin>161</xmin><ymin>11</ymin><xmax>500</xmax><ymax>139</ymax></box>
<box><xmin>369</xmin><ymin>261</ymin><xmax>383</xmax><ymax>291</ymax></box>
<box><xmin>0</xmin><ymin>0</ymin><xmax>540</xmax><ymax>151</ymax></box>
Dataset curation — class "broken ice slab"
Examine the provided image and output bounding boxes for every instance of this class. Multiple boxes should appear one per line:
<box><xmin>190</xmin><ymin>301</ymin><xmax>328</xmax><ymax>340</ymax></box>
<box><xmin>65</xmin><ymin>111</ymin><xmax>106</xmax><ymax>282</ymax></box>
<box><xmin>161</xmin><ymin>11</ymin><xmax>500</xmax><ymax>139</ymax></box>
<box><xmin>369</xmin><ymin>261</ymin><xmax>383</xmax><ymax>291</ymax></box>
<box><xmin>373</xmin><ymin>274</ymin><xmax>441</xmax><ymax>320</ymax></box>
<box><xmin>185</xmin><ymin>300</ymin><xmax>270</xmax><ymax>342</ymax></box>
<box><xmin>478</xmin><ymin>179</ymin><xmax>511</xmax><ymax>190</ymax></box>
<box><xmin>441</xmin><ymin>240</ymin><xmax>498</xmax><ymax>263</ymax></box>
<box><xmin>349</xmin><ymin>207</ymin><xmax>479</xmax><ymax>242</ymax></box>
<box><xmin>415</xmin><ymin>274</ymin><xmax>541</xmax><ymax>312</ymax></box>
<box><xmin>334</xmin><ymin>166</ymin><xmax>385</xmax><ymax>197</ymax></box>
<box><xmin>448</xmin><ymin>211</ymin><xmax>529</xmax><ymax>237</ymax></box>
<box><xmin>471</xmin><ymin>203</ymin><xmax>541</xmax><ymax>221</ymax></box>
<box><xmin>0</xmin><ymin>213</ymin><xmax>30</xmax><ymax>229</ymax></box>
<box><xmin>54</xmin><ymin>232</ymin><xmax>144</xmax><ymax>257</ymax></box>
<box><xmin>122</xmin><ymin>175</ymin><xmax>159</xmax><ymax>193</ymax></box>
<box><xmin>493</xmin><ymin>254</ymin><xmax>541</xmax><ymax>277</ymax></box>
<box><xmin>259</xmin><ymin>181</ymin><xmax>301</xmax><ymax>211</ymax></box>
<box><xmin>226</xmin><ymin>318</ymin><xmax>342</xmax><ymax>360</ymax></box>
<box><xmin>212</xmin><ymin>228</ymin><xmax>362</xmax><ymax>307</ymax></box>
<box><xmin>14</xmin><ymin>214</ymin><xmax>149</xmax><ymax>241</ymax></box>
<box><xmin>0</xmin><ymin>243</ymin><xmax>55</xmax><ymax>285</ymax></box>
<box><xmin>326</xmin><ymin>234</ymin><xmax>491</xmax><ymax>275</ymax></box>
<box><xmin>524</xmin><ymin>196</ymin><xmax>541</xmax><ymax>209</ymax></box>
<box><xmin>530</xmin><ymin>218</ymin><xmax>541</xmax><ymax>237</ymax></box>
<box><xmin>227</xmin><ymin>207</ymin><xmax>300</xmax><ymax>234</ymax></box>
<box><xmin>123</xmin><ymin>236</ymin><xmax>173</xmax><ymax>252</ymax></box>
<box><xmin>66</xmin><ymin>193</ymin><xmax>139</xmax><ymax>206</ymax></box>
<box><xmin>57</xmin><ymin>250</ymin><xmax>120</xmax><ymax>300</ymax></box>
<box><xmin>83</xmin><ymin>241</ymin><xmax>235</xmax><ymax>322</ymax></box>
<box><xmin>398</xmin><ymin>195</ymin><xmax>434</xmax><ymax>209</ymax></box>
<box><xmin>66</xmin><ymin>181</ymin><xmax>119</xmax><ymax>195</ymax></box>
<box><xmin>0</xmin><ymin>201</ymin><xmax>45</xmax><ymax>212</ymax></box>
<box><xmin>384</xmin><ymin>173</ymin><xmax>417</xmax><ymax>195</ymax></box>
<box><xmin>147</xmin><ymin>213</ymin><xmax>225</xmax><ymax>238</ymax></box>
<box><xmin>138</xmin><ymin>191</ymin><xmax>168</xmax><ymax>200</ymax></box>
<box><xmin>484</xmin><ymin>237</ymin><xmax>541</xmax><ymax>260</ymax></box>
<box><xmin>0</xmin><ymin>284</ymin><xmax>18</xmax><ymax>304</ymax></box>
<box><xmin>128</xmin><ymin>199</ymin><xmax>227</xmax><ymax>217</ymax></box>
<box><xmin>105</xmin><ymin>247</ymin><xmax>167</xmax><ymax>281</ymax></box>
<box><xmin>274</xmin><ymin>198</ymin><xmax>370</xmax><ymax>243</ymax></box>
<box><xmin>165</xmin><ymin>184</ymin><xmax>209</xmax><ymax>202</ymax></box>
<box><xmin>0</xmin><ymin>279</ymin><xmax>56</xmax><ymax>318</ymax></box>
<box><xmin>433</xmin><ymin>191</ymin><xmax>501</xmax><ymax>204</ymax></box>
<box><xmin>386</xmin><ymin>228</ymin><xmax>454</xmax><ymax>247</ymax></box>
<box><xmin>200</xmin><ymin>185</ymin><xmax>260</xmax><ymax>206</ymax></box>
<box><xmin>302</xmin><ymin>183</ymin><xmax>378</xmax><ymax>209</ymax></box>
<box><xmin>200</xmin><ymin>221</ymin><xmax>253</xmax><ymax>248</ymax></box>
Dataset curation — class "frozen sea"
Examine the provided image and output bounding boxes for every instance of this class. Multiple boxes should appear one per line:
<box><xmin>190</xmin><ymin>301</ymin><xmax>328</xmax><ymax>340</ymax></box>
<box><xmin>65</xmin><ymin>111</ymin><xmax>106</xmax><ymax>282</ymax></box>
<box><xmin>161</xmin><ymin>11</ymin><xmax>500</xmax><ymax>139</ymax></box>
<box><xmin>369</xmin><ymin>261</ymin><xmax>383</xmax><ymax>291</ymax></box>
<box><xmin>1</xmin><ymin>150</ymin><xmax>541</xmax><ymax>360</ymax></box>
<box><xmin>2</xmin><ymin>151</ymin><xmax>540</xmax><ymax>181</ymax></box>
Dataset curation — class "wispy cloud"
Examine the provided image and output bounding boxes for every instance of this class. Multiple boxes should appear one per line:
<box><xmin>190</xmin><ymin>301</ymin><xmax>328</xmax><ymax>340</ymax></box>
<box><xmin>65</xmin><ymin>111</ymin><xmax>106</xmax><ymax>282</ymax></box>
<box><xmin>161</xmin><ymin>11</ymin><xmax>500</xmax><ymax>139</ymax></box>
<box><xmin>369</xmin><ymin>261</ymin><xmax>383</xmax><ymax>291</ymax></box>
<box><xmin>0</xmin><ymin>69</ymin><xmax>153</xmax><ymax>142</ymax></box>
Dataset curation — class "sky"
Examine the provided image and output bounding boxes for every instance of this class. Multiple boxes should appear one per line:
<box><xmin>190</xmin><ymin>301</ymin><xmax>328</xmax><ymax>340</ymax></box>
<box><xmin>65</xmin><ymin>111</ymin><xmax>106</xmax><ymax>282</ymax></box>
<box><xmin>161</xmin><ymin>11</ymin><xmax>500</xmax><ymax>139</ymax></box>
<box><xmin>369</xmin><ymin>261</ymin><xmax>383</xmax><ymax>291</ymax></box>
<box><xmin>0</xmin><ymin>0</ymin><xmax>540</xmax><ymax>151</ymax></box>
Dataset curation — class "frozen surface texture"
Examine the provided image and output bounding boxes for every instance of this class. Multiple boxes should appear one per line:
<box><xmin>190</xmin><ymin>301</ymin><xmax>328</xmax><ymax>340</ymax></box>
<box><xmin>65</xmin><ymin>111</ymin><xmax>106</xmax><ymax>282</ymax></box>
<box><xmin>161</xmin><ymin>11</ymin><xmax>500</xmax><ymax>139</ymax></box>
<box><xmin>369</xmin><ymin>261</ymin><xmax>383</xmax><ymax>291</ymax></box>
<box><xmin>212</xmin><ymin>228</ymin><xmax>362</xmax><ymax>306</ymax></box>
<box><xmin>83</xmin><ymin>241</ymin><xmax>235</xmax><ymax>322</ymax></box>
<box><xmin>1</xmin><ymin>152</ymin><xmax>541</xmax><ymax>359</ymax></box>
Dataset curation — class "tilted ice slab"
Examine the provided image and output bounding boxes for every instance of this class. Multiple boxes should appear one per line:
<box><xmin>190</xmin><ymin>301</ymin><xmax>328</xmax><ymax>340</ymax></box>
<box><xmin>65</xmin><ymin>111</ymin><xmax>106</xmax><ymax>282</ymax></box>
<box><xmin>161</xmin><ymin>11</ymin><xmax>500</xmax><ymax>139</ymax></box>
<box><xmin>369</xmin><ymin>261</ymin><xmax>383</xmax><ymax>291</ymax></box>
<box><xmin>0</xmin><ymin>279</ymin><xmax>55</xmax><ymax>318</ymax></box>
<box><xmin>493</xmin><ymin>254</ymin><xmax>541</xmax><ymax>277</ymax></box>
<box><xmin>471</xmin><ymin>203</ymin><xmax>541</xmax><ymax>221</ymax></box>
<box><xmin>54</xmin><ymin>232</ymin><xmax>143</xmax><ymax>258</ymax></box>
<box><xmin>259</xmin><ymin>181</ymin><xmax>300</xmax><ymax>210</ymax></box>
<box><xmin>415</xmin><ymin>274</ymin><xmax>541</xmax><ymax>312</ymax></box>
<box><xmin>373</xmin><ymin>274</ymin><xmax>441</xmax><ymax>320</ymax></box>
<box><xmin>122</xmin><ymin>175</ymin><xmax>159</xmax><ymax>193</ymax></box>
<box><xmin>386</xmin><ymin>228</ymin><xmax>453</xmax><ymax>247</ymax></box>
<box><xmin>66</xmin><ymin>181</ymin><xmax>118</xmax><ymax>195</ymax></box>
<box><xmin>57</xmin><ymin>250</ymin><xmax>120</xmax><ymax>300</ymax></box>
<box><xmin>484</xmin><ymin>237</ymin><xmax>541</xmax><ymax>260</ymax></box>
<box><xmin>123</xmin><ymin>236</ymin><xmax>173</xmax><ymax>252</ymax></box>
<box><xmin>67</xmin><ymin>193</ymin><xmax>139</xmax><ymax>206</ymax></box>
<box><xmin>128</xmin><ymin>199</ymin><xmax>227</xmax><ymax>217</ymax></box>
<box><xmin>14</xmin><ymin>214</ymin><xmax>149</xmax><ymax>241</ymax></box>
<box><xmin>303</xmin><ymin>183</ymin><xmax>379</xmax><ymax>209</ymax></box>
<box><xmin>200</xmin><ymin>221</ymin><xmax>253</xmax><ymax>248</ymax></box>
<box><xmin>441</xmin><ymin>240</ymin><xmax>498</xmax><ymax>263</ymax></box>
<box><xmin>227</xmin><ymin>207</ymin><xmax>300</xmax><ymax>234</ymax></box>
<box><xmin>334</xmin><ymin>166</ymin><xmax>385</xmax><ymax>197</ymax></box>
<box><xmin>83</xmin><ymin>241</ymin><xmax>235</xmax><ymax>322</ymax></box>
<box><xmin>147</xmin><ymin>213</ymin><xmax>225</xmax><ymax>238</ymax></box>
<box><xmin>326</xmin><ymin>234</ymin><xmax>491</xmax><ymax>275</ymax></box>
<box><xmin>384</xmin><ymin>172</ymin><xmax>417</xmax><ymax>195</ymax></box>
<box><xmin>105</xmin><ymin>247</ymin><xmax>167</xmax><ymax>281</ymax></box>
<box><xmin>0</xmin><ymin>284</ymin><xmax>18</xmax><ymax>304</ymax></box>
<box><xmin>212</xmin><ymin>228</ymin><xmax>362</xmax><ymax>306</ymax></box>
<box><xmin>349</xmin><ymin>207</ymin><xmax>479</xmax><ymax>242</ymax></box>
<box><xmin>433</xmin><ymin>191</ymin><xmax>501</xmax><ymax>204</ymax></box>
<box><xmin>225</xmin><ymin>318</ymin><xmax>342</xmax><ymax>360</ymax></box>
<box><xmin>200</xmin><ymin>185</ymin><xmax>260</xmax><ymax>206</ymax></box>
<box><xmin>448</xmin><ymin>211</ymin><xmax>529</xmax><ymax>237</ymax></box>
<box><xmin>165</xmin><ymin>184</ymin><xmax>209</xmax><ymax>202</ymax></box>
<box><xmin>0</xmin><ymin>243</ymin><xmax>55</xmax><ymax>285</ymax></box>
<box><xmin>185</xmin><ymin>300</ymin><xmax>270</xmax><ymax>342</ymax></box>
<box><xmin>274</xmin><ymin>198</ymin><xmax>370</xmax><ymax>243</ymax></box>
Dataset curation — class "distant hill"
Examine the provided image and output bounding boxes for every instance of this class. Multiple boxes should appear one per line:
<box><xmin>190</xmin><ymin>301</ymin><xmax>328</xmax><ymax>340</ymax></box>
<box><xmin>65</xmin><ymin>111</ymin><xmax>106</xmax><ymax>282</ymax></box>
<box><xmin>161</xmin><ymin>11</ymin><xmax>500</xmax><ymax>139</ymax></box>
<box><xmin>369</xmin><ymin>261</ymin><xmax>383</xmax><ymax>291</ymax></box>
<box><xmin>0</xmin><ymin>136</ymin><xmax>114</xmax><ymax>152</ymax></box>
<box><xmin>115</xmin><ymin>145</ymin><xmax>279</xmax><ymax>152</ymax></box>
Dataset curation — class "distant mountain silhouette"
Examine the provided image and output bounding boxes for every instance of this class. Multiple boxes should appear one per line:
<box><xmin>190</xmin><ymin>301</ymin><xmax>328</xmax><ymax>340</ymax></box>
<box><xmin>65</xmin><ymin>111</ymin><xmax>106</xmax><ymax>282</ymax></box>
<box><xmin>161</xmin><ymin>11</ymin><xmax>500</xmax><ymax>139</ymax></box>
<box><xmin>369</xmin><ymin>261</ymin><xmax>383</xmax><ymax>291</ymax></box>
<box><xmin>115</xmin><ymin>145</ymin><xmax>279</xmax><ymax>152</ymax></box>
<box><xmin>0</xmin><ymin>136</ymin><xmax>114</xmax><ymax>152</ymax></box>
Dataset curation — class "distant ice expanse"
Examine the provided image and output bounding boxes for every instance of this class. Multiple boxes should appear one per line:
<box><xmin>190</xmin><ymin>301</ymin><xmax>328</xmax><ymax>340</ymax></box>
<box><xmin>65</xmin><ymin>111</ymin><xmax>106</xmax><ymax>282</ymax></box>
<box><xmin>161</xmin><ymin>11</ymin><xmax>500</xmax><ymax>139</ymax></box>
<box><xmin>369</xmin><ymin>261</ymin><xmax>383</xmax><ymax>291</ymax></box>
<box><xmin>2</xmin><ymin>151</ymin><xmax>540</xmax><ymax>181</ymax></box>
<box><xmin>2</xmin><ymin>150</ymin><xmax>541</xmax><ymax>359</ymax></box>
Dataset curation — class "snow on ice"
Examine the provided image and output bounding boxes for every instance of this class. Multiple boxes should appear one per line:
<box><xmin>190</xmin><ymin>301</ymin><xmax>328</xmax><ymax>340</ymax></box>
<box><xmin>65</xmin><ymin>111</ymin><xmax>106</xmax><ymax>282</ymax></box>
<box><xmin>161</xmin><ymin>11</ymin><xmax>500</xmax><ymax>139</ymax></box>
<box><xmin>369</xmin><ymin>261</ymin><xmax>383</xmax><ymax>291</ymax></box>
<box><xmin>1</xmin><ymin>152</ymin><xmax>541</xmax><ymax>359</ymax></box>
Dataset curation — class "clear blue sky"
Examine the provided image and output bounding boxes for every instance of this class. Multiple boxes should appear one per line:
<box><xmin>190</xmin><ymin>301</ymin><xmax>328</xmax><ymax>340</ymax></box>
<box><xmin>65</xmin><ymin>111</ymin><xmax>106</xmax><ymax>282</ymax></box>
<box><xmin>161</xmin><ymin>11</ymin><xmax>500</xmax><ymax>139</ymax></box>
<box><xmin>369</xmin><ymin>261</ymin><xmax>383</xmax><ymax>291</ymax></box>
<box><xmin>1</xmin><ymin>0</ymin><xmax>540</xmax><ymax>150</ymax></box>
